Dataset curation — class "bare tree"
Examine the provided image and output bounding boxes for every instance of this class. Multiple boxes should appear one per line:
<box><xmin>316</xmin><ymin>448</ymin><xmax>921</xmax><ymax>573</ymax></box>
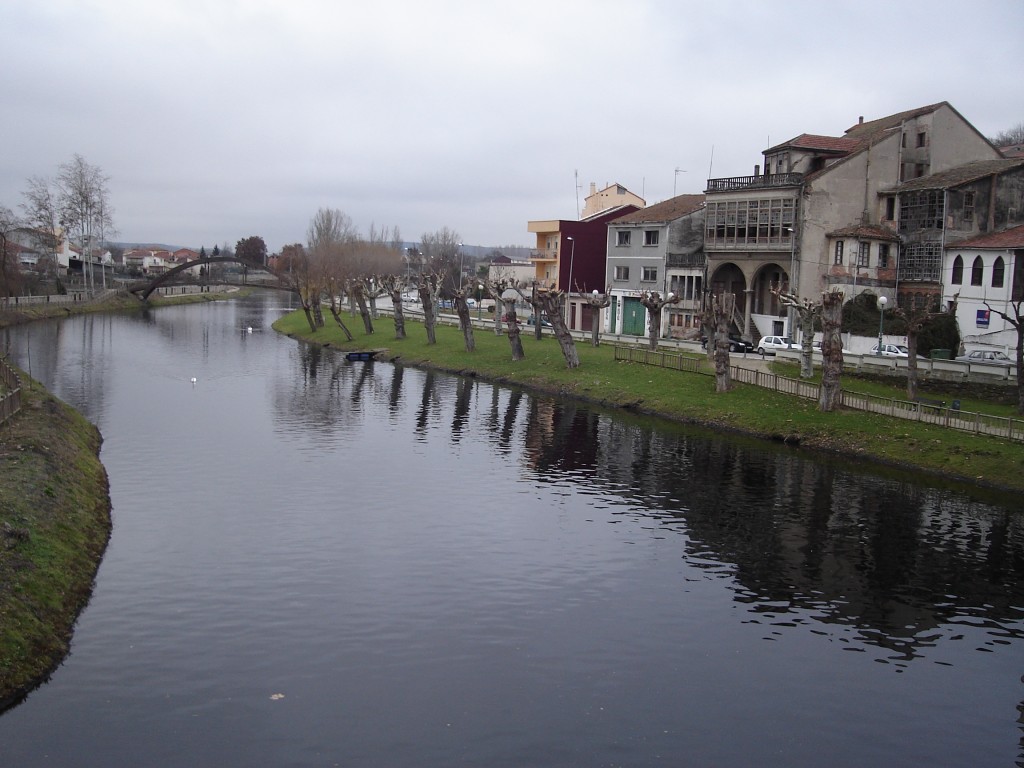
<box><xmin>712</xmin><ymin>293</ymin><xmax>735</xmax><ymax>392</ymax></box>
<box><xmin>891</xmin><ymin>296</ymin><xmax>956</xmax><ymax>401</ymax></box>
<box><xmin>349</xmin><ymin>279</ymin><xmax>374</xmax><ymax>334</ymax></box>
<box><xmin>0</xmin><ymin>206</ymin><xmax>24</xmax><ymax>298</ymax></box>
<box><xmin>535</xmin><ymin>286</ymin><xmax>580</xmax><ymax>368</ymax></box>
<box><xmin>774</xmin><ymin>288</ymin><xmax>822</xmax><ymax>378</ymax></box>
<box><xmin>55</xmin><ymin>154</ymin><xmax>115</xmax><ymax>292</ymax></box>
<box><xmin>451</xmin><ymin>280</ymin><xmax>476</xmax><ymax>352</ymax></box>
<box><xmin>378</xmin><ymin>273</ymin><xmax>407</xmax><ymax>339</ymax></box>
<box><xmin>584</xmin><ymin>288</ymin><xmax>611</xmax><ymax>347</ymax></box>
<box><xmin>818</xmin><ymin>289</ymin><xmax>845</xmax><ymax>412</ymax></box>
<box><xmin>417</xmin><ymin>270</ymin><xmax>444</xmax><ymax>344</ymax></box>
<box><xmin>21</xmin><ymin>176</ymin><xmax>63</xmax><ymax>286</ymax></box>
<box><xmin>420</xmin><ymin>227</ymin><xmax>462</xmax><ymax>294</ymax></box>
<box><xmin>990</xmin><ymin>121</ymin><xmax>1024</xmax><ymax>147</ymax></box>
<box><xmin>983</xmin><ymin>297</ymin><xmax>1024</xmax><ymax>413</ymax></box>
<box><xmin>484</xmin><ymin>277</ymin><xmax>525</xmax><ymax>360</ymax></box>
<box><xmin>639</xmin><ymin>290</ymin><xmax>681</xmax><ymax>351</ymax></box>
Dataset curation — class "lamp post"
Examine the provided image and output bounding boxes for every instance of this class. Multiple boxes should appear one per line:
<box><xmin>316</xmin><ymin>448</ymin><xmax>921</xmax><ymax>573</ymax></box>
<box><xmin>784</xmin><ymin>225</ymin><xmax>797</xmax><ymax>349</ymax></box>
<box><xmin>565</xmin><ymin>236</ymin><xmax>576</xmax><ymax>327</ymax></box>
<box><xmin>477</xmin><ymin>283</ymin><xmax>483</xmax><ymax>321</ymax></box>
<box><xmin>876</xmin><ymin>295</ymin><xmax>887</xmax><ymax>355</ymax></box>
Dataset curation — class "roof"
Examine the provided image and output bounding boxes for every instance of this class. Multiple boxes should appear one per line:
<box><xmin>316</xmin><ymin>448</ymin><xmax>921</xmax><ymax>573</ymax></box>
<box><xmin>826</xmin><ymin>223</ymin><xmax>900</xmax><ymax>242</ymax></box>
<box><xmin>843</xmin><ymin>102</ymin><xmax>947</xmax><ymax>140</ymax></box>
<box><xmin>947</xmin><ymin>224</ymin><xmax>1024</xmax><ymax>250</ymax></box>
<box><xmin>999</xmin><ymin>144</ymin><xmax>1024</xmax><ymax>159</ymax></box>
<box><xmin>607</xmin><ymin>194</ymin><xmax>705</xmax><ymax>225</ymax></box>
<box><xmin>765</xmin><ymin>133</ymin><xmax>862</xmax><ymax>155</ymax></box>
<box><xmin>895</xmin><ymin>158</ymin><xmax>1024</xmax><ymax>192</ymax></box>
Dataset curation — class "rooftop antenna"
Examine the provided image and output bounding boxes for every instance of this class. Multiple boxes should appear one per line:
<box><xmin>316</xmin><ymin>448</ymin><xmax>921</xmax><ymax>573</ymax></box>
<box><xmin>707</xmin><ymin>145</ymin><xmax>715</xmax><ymax>180</ymax></box>
<box><xmin>673</xmin><ymin>168</ymin><xmax>687</xmax><ymax>197</ymax></box>
<box><xmin>574</xmin><ymin>169</ymin><xmax>581</xmax><ymax>219</ymax></box>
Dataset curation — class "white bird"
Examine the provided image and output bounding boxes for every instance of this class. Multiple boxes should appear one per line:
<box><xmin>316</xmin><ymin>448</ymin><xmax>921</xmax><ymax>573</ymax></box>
<box><xmin>190</xmin><ymin>377</ymin><xmax>197</xmax><ymax>384</ymax></box>
<box><xmin>247</xmin><ymin>327</ymin><xmax>253</xmax><ymax>333</ymax></box>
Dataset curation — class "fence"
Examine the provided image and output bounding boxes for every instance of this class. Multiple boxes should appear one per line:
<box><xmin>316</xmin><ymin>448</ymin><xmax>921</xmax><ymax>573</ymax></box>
<box><xmin>0</xmin><ymin>357</ymin><xmax>23</xmax><ymax>427</ymax></box>
<box><xmin>614</xmin><ymin>346</ymin><xmax>1024</xmax><ymax>442</ymax></box>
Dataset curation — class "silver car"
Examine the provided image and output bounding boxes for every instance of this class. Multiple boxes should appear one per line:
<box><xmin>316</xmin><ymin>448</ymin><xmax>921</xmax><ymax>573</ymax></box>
<box><xmin>955</xmin><ymin>349</ymin><xmax>1013</xmax><ymax>366</ymax></box>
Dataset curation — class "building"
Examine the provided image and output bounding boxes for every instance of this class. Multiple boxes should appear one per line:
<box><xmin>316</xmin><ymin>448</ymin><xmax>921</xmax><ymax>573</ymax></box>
<box><xmin>942</xmin><ymin>223</ymin><xmax>1024</xmax><ymax>353</ymax></box>
<box><xmin>581</xmin><ymin>182</ymin><xmax>646</xmax><ymax>219</ymax></box>
<box><xmin>704</xmin><ymin>102</ymin><xmax>1002</xmax><ymax>343</ymax></box>
<box><xmin>604</xmin><ymin>194</ymin><xmax>705</xmax><ymax>338</ymax></box>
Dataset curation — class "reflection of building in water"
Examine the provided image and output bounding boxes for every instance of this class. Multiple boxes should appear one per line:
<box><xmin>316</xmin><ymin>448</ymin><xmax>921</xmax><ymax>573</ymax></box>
<box><xmin>515</xmin><ymin>398</ymin><xmax>1024</xmax><ymax>663</ymax></box>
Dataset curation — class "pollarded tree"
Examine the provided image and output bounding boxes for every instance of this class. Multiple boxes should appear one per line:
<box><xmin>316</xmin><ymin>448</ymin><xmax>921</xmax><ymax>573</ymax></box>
<box><xmin>640</xmin><ymin>290</ymin><xmax>681</xmax><ymax>351</ymax></box>
<box><xmin>984</xmin><ymin>297</ymin><xmax>1024</xmax><ymax>413</ymax></box>
<box><xmin>417</xmin><ymin>270</ymin><xmax>444</xmax><ymax>344</ymax></box>
<box><xmin>711</xmin><ymin>293</ymin><xmax>735</xmax><ymax>393</ymax></box>
<box><xmin>818</xmin><ymin>289</ymin><xmax>846</xmax><ymax>412</ymax></box>
<box><xmin>484</xmin><ymin>277</ymin><xmax>525</xmax><ymax>361</ymax></box>
<box><xmin>774</xmin><ymin>288</ymin><xmax>822</xmax><ymax>378</ymax></box>
<box><xmin>891</xmin><ymin>295</ymin><xmax>957</xmax><ymax>401</ymax></box>
<box><xmin>451</xmin><ymin>279</ymin><xmax>477</xmax><ymax>352</ymax></box>
<box><xmin>378</xmin><ymin>273</ymin><xmax>407</xmax><ymax>340</ymax></box>
<box><xmin>585</xmin><ymin>287</ymin><xmax>611</xmax><ymax>347</ymax></box>
<box><xmin>534</xmin><ymin>286</ymin><xmax>579</xmax><ymax>368</ymax></box>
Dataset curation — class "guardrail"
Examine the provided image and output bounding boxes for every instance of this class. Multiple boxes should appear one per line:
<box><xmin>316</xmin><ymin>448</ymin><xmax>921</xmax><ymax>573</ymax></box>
<box><xmin>615</xmin><ymin>346</ymin><xmax>1024</xmax><ymax>442</ymax></box>
<box><xmin>0</xmin><ymin>357</ymin><xmax>23</xmax><ymax>427</ymax></box>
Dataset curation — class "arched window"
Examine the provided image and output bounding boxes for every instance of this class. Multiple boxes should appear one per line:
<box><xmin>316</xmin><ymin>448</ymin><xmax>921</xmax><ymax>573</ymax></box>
<box><xmin>971</xmin><ymin>256</ymin><xmax>984</xmax><ymax>286</ymax></box>
<box><xmin>951</xmin><ymin>255</ymin><xmax>963</xmax><ymax>285</ymax></box>
<box><xmin>992</xmin><ymin>256</ymin><xmax>1005</xmax><ymax>288</ymax></box>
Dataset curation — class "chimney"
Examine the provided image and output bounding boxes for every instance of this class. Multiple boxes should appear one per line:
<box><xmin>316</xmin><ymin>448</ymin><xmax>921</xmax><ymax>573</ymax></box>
<box><xmin>754</xmin><ymin>164</ymin><xmax>760</xmax><ymax>177</ymax></box>
<box><xmin>858</xmin><ymin>116</ymin><xmax>864</xmax><ymax>124</ymax></box>
<box><xmin>589</xmin><ymin>183</ymin><xmax>596</xmax><ymax>195</ymax></box>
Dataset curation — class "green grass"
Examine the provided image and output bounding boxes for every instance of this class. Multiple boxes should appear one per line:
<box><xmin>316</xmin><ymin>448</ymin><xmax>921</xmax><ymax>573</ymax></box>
<box><xmin>274</xmin><ymin>310</ymin><xmax>1024</xmax><ymax>497</ymax></box>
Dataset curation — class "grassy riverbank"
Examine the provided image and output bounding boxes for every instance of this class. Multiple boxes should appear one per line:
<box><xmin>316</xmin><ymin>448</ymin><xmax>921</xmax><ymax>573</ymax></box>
<box><xmin>0</xmin><ymin>370</ymin><xmax>111</xmax><ymax>710</ymax></box>
<box><xmin>273</xmin><ymin>310</ymin><xmax>1024</xmax><ymax>497</ymax></box>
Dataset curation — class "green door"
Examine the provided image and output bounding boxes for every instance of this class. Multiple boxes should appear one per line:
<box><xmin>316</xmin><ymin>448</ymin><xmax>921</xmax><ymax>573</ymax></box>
<box><xmin>623</xmin><ymin>298</ymin><xmax>645</xmax><ymax>336</ymax></box>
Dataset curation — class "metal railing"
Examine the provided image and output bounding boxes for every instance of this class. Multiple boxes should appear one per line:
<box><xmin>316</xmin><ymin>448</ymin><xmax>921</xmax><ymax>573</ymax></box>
<box><xmin>615</xmin><ymin>346</ymin><xmax>1024</xmax><ymax>442</ymax></box>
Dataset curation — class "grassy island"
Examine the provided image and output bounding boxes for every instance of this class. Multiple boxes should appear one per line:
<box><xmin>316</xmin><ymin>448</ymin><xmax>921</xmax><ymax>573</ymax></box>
<box><xmin>273</xmin><ymin>309</ymin><xmax>1024</xmax><ymax>499</ymax></box>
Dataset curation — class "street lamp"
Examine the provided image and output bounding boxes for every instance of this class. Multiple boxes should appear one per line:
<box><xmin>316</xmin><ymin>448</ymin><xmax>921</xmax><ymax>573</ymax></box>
<box><xmin>876</xmin><ymin>295</ymin><xmax>887</xmax><ymax>355</ymax></box>
<box><xmin>477</xmin><ymin>283</ymin><xmax>483</xmax><ymax>321</ymax></box>
<box><xmin>783</xmin><ymin>225</ymin><xmax>797</xmax><ymax>349</ymax></box>
<box><xmin>565</xmin><ymin>236</ymin><xmax>576</xmax><ymax>327</ymax></box>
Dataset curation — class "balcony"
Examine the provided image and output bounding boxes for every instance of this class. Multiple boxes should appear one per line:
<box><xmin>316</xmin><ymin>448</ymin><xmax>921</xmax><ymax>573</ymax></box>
<box><xmin>706</xmin><ymin>173</ymin><xmax>803</xmax><ymax>192</ymax></box>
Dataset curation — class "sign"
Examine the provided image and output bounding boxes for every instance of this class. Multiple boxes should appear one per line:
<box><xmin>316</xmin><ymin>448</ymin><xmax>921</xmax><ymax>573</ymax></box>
<box><xmin>976</xmin><ymin>309</ymin><xmax>990</xmax><ymax>328</ymax></box>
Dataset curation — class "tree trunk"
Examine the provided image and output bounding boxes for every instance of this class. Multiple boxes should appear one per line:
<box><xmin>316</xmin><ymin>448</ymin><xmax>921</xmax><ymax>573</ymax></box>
<box><xmin>454</xmin><ymin>296</ymin><xmax>475</xmax><ymax>352</ymax></box>
<box><xmin>799</xmin><ymin>308</ymin><xmax>816</xmax><ymax>379</ymax></box>
<box><xmin>388</xmin><ymin>290</ymin><xmax>406</xmax><ymax>340</ymax></box>
<box><xmin>301</xmin><ymin>303</ymin><xmax>317</xmax><ymax>334</ymax></box>
<box><xmin>492</xmin><ymin>297</ymin><xmax>504</xmax><ymax>335</ymax></box>
<box><xmin>647</xmin><ymin>306</ymin><xmax>661</xmax><ymax>351</ymax></box>
<box><xmin>714</xmin><ymin>294</ymin><xmax>734</xmax><ymax>392</ymax></box>
<box><xmin>906</xmin><ymin>330</ymin><xmax>920</xmax><ymax>401</ymax></box>
<box><xmin>503</xmin><ymin>306</ymin><xmax>525</xmax><ymax>361</ymax></box>
<box><xmin>538</xmin><ymin>292</ymin><xmax>579</xmax><ymax>368</ymax></box>
<box><xmin>353</xmin><ymin>288</ymin><xmax>373</xmax><ymax>334</ymax></box>
<box><xmin>327</xmin><ymin>303</ymin><xmax>354</xmax><ymax>341</ymax></box>
<box><xmin>818</xmin><ymin>290</ymin><xmax>845</xmax><ymax>412</ymax></box>
<box><xmin>418</xmin><ymin>284</ymin><xmax>437</xmax><ymax>344</ymax></box>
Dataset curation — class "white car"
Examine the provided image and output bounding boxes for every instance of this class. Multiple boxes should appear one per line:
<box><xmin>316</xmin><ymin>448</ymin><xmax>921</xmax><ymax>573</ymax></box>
<box><xmin>955</xmin><ymin>349</ymin><xmax>1013</xmax><ymax>366</ymax></box>
<box><xmin>869</xmin><ymin>343</ymin><xmax>909</xmax><ymax>358</ymax></box>
<box><xmin>757</xmin><ymin>335</ymin><xmax>792</xmax><ymax>355</ymax></box>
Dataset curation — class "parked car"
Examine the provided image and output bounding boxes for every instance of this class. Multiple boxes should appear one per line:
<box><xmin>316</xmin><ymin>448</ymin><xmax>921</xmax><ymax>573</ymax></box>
<box><xmin>869</xmin><ymin>343</ymin><xmax>909</xmax><ymax>358</ymax></box>
<box><xmin>757</xmin><ymin>335</ymin><xmax>792</xmax><ymax>355</ymax></box>
<box><xmin>701</xmin><ymin>334</ymin><xmax>754</xmax><ymax>353</ymax></box>
<box><xmin>955</xmin><ymin>349</ymin><xmax>1013</xmax><ymax>366</ymax></box>
<box><xmin>812</xmin><ymin>340</ymin><xmax>852</xmax><ymax>355</ymax></box>
<box><xmin>526</xmin><ymin>314</ymin><xmax>552</xmax><ymax>328</ymax></box>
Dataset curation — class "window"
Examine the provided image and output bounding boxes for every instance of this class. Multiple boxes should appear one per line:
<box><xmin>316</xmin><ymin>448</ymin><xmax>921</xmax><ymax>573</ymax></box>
<box><xmin>641</xmin><ymin>267</ymin><xmax>657</xmax><ymax>282</ymax></box>
<box><xmin>916</xmin><ymin>131</ymin><xmax>927</xmax><ymax>148</ymax></box>
<box><xmin>951</xmin><ymin>255</ymin><xmax>963</xmax><ymax>285</ymax></box>
<box><xmin>901</xmin><ymin>133</ymin><xmax>907</xmax><ymax>148</ymax></box>
<box><xmin>858</xmin><ymin>242</ymin><xmax>870</xmax><ymax>267</ymax></box>
<box><xmin>614</xmin><ymin>265</ymin><xmax>630</xmax><ymax>281</ymax></box>
<box><xmin>878</xmin><ymin>243</ymin><xmax>890</xmax><ymax>268</ymax></box>
<box><xmin>834</xmin><ymin>240</ymin><xmax>844</xmax><ymax>265</ymax></box>
<box><xmin>993</xmin><ymin>256</ymin><xmax>1005</xmax><ymax>288</ymax></box>
<box><xmin>971</xmin><ymin>256</ymin><xmax>984</xmax><ymax>286</ymax></box>
<box><xmin>885</xmin><ymin>197</ymin><xmax>896</xmax><ymax>221</ymax></box>
<box><xmin>644</xmin><ymin>230</ymin><xmax>660</xmax><ymax>246</ymax></box>
<box><xmin>616</xmin><ymin>230</ymin><xmax>631</xmax><ymax>246</ymax></box>
<box><xmin>963</xmin><ymin>191</ymin><xmax>975</xmax><ymax>224</ymax></box>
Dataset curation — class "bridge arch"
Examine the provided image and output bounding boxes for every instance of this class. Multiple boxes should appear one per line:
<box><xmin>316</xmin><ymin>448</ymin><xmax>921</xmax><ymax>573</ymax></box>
<box><xmin>129</xmin><ymin>257</ymin><xmax>294</xmax><ymax>301</ymax></box>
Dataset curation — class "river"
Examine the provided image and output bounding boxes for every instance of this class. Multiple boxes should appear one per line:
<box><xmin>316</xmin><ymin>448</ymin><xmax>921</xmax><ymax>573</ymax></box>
<box><xmin>1</xmin><ymin>291</ymin><xmax>1022</xmax><ymax>767</ymax></box>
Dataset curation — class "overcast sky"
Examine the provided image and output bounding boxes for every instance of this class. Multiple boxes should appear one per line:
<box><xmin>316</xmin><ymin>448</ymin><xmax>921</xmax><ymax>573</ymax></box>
<box><xmin>3</xmin><ymin>0</ymin><xmax>1022</xmax><ymax>253</ymax></box>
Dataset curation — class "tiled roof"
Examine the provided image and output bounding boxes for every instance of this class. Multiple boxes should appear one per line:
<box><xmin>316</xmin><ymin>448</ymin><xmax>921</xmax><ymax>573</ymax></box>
<box><xmin>766</xmin><ymin>134</ymin><xmax>861</xmax><ymax>155</ymax></box>
<box><xmin>947</xmin><ymin>224</ymin><xmax>1024</xmax><ymax>250</ymax></box>
<box><xmin>826</xmin><ymin>223</ymin><xmax>900</xmax><ymax>241</ymax></box>
<box><xmin>895</xmin><ymin>158</ymin><xmax>1024</xmax><ymax>191</ymax></box>
<box><xmin>843</xmin><ymin>102</ymin><xmax>947</xmax><ymax>140</ymax></box>
<box><xmin>1000</xmin><ymin>144</ymin><xmax>1024</xmax><ymax>159</ymax></box>
<box><xmin>609</xmin><ymin>194</ymin><xmax>705</xmax><ymax>225</ymax></box>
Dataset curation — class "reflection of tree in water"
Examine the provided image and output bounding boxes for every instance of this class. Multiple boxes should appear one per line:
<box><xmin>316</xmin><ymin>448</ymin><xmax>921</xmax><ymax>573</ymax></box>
<box><xmin>516</xmin><ymin>399</ymin><xmax>1024</xmax><ymax>664</ymax></box>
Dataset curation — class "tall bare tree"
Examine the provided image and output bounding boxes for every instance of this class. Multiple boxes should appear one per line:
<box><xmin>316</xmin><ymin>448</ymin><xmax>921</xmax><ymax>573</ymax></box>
<box><xmin>55</xmin><ymin>154</ymin><xmax>115</xmax><ymax>292</ymax></box>
<box><xmin>774</xmin><ymin>288</ymin><xmax>822</xmax><ymax>378</ymax></box>
<box><xmin>818</xmin><ymin>289</ymin><xmax>845</xmax><ymax>412</ymax></box>
<box><xmin>639</xmin><ymin>290</ymin><xmax>681</xmax><ymax>351</ymax></box>
<box><xmin>983</xmin><ymin>298</ymin><xmax>1024</xmax><ymax>413</ymax></box>
<box><xmin>891</xmin><ymin>296</ymin><xmax>956</xmax><ymax>401</ymax></box>
<box><xmin>20</xmin><ymin>176</ymin><xmax>63</xmax><ymax>285</ymax></box>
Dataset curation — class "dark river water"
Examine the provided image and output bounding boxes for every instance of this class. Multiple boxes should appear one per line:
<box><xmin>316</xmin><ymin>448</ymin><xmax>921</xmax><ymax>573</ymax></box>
<box><xmin>1</xmin><ymin>292</ymin><xmax>1023</xmax><ymax>767</ymax></box>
